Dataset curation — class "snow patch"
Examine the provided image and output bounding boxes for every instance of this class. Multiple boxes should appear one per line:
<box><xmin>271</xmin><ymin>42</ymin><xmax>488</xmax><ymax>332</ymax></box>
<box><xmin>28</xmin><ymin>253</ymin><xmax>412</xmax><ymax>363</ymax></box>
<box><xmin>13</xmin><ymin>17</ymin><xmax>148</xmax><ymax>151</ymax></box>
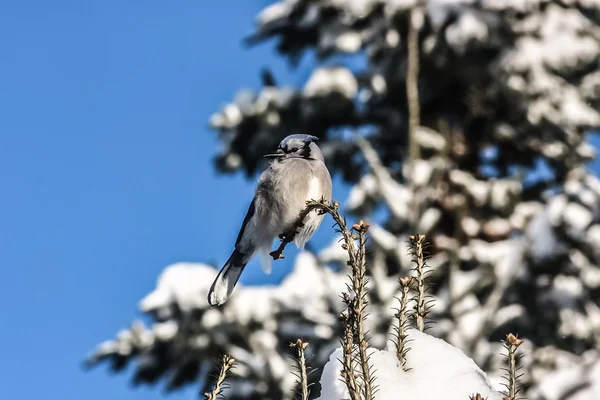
<box><xmin>317</xmin><ymin>329</ymin><xmax>504</xmax><ymax>400</ymax></box>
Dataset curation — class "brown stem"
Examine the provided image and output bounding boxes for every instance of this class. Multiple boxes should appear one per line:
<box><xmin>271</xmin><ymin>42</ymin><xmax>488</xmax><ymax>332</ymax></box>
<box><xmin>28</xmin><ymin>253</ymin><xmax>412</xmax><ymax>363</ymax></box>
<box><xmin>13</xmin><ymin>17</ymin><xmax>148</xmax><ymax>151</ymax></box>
<box><xmin>504</xmin><ymin>334</ymin><xmax>524</xmax><ymax>400</ymax></box>
<box><xmin>469</xmin><ymin>395</ymin><xmax>486</xmax><ymax>400</ymax></box>
<box><xmin>396</xmin><ymin>277</ymin><xmax>412</xmax><ymax>370</ymax></box>
<box><xmin>354</xmin><ymin>227</ymin><xmax>373</xmax><ymax>399</ymax></box>
<box><xmin>407</xmin><ymin>7</ymin><xmax>422</xmax><ymax>225</ymax></box>
<box><xmin>204</xmin><ymin>355</ymin><xmax>235</xmax><ymax>400</ymax></box>
<box><xmin>409</xmin><ymin>234</ymin><xmax>427</xmax><ymax>332</ymax></box>
<box><xmin>290</xmin><ymin>339</ymin><xmax>310</xmax><ymax>400</ymax></box>
<box><xmin>407</xmin><ymin>7</ymin><xmax>421</xmax><ymax>162</ymax></box>
<box><xmin>271</xmin><ymin>200</ymin><xmax>374</xmax><ymax>399</ymax></box>
<box><xmin>341</xmin><ymin>303</ymin><xmax>360</xmax><ymax>400</ymax></box>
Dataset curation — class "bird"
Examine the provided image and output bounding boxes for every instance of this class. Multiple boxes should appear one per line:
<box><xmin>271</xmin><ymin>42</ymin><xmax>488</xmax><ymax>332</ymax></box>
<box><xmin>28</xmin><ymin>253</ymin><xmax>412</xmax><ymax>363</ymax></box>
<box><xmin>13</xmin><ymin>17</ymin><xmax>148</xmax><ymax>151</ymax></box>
<box><xmin>208</xmin><ymin>134</ymin><xmax>332</xmax><ymax>306</ymax></box>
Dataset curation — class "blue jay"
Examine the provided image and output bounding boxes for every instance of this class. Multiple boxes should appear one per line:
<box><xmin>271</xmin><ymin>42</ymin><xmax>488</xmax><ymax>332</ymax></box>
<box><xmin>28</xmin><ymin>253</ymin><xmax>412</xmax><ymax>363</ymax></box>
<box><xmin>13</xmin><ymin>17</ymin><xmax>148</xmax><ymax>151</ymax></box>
<box><xmin>208</xmin><ymin>134</ymin><xmax>332</xmax><ymax>306</ymax></box>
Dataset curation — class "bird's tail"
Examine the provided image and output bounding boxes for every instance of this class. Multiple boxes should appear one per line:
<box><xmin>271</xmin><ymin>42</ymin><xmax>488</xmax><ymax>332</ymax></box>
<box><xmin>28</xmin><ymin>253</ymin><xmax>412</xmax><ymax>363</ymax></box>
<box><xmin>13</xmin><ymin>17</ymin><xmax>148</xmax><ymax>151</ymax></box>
<box><xmin>207</xmin><ymin>249</ymin><xmax>249</xmax><ymax>307</ymax></box>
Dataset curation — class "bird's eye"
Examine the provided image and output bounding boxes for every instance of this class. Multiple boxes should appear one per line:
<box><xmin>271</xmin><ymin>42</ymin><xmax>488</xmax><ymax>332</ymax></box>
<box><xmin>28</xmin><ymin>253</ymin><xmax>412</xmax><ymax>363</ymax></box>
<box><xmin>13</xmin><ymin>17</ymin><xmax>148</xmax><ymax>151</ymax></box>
<box><xmin>290</xmin><ymin>147</ymin><xmax>299</xmax><ymax>153</ymax></box>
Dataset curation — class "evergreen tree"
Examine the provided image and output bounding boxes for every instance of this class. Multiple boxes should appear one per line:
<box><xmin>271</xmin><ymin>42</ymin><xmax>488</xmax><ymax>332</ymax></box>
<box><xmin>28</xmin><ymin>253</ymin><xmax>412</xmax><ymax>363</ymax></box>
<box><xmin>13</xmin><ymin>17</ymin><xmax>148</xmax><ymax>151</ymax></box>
<box><xmin>87</xmin><ymin>1</ymin><xmax>600</xmax><ymax>398</ymax></box>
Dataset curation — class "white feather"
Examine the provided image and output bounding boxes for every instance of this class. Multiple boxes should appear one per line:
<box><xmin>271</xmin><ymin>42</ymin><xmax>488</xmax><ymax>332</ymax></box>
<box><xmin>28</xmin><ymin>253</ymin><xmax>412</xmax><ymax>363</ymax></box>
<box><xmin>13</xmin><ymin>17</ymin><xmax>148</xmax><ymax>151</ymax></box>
<box><xmin>295</xmin><ymin>176</ymin><xmax>326</xmax><ymax>249</ymax></box>
<box><xmin>307</xmin><ymin>175</ymin><xmax>322</xmax><ymax>202</ymax></box>
<box><xmin>258</xmin><ymin>246</ymin><xmax>273</xmax><ymax>274</ymax></box>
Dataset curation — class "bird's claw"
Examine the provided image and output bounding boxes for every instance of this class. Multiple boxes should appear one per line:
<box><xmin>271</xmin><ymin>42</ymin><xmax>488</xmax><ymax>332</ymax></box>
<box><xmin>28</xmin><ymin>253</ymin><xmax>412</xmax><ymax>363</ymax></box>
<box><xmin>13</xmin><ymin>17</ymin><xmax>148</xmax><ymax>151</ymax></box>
<box><xmin>269</xmin><ymin>250</ymin><xmax>285</xmax><ymax>260</ymax></box>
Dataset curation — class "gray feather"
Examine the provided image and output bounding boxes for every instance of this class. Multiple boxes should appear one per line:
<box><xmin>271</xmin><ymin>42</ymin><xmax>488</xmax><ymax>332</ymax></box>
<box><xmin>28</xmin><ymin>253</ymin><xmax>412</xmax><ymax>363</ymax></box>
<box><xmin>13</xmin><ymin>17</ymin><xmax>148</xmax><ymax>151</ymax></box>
<box><xmin>207</xmin><ymin>134</ymin><xmax>332</xmax><ymax>306</ymax></box>
<box><xmin>207</xmin><ymin>250</ymin><xmax>250</xmax><ymax>306</ymax></box>
<box><xmin>235</xmin><ymin>199</ymin><xmax>255</xmax><ymax>247</ymax></box>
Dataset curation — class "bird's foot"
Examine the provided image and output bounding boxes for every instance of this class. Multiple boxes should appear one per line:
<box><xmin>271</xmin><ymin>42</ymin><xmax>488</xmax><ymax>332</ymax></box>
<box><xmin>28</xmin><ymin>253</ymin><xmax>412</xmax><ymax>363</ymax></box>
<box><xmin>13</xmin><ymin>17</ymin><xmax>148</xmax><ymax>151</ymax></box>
<box><xmin>279</xmin><ymin>227</ymin><xmax>300</xmax><ymax>242</ymax></box>
<box><xmin>269</xmin><ymin>250</ymin><xmax>285</xmax><ymax>260</ymax></box>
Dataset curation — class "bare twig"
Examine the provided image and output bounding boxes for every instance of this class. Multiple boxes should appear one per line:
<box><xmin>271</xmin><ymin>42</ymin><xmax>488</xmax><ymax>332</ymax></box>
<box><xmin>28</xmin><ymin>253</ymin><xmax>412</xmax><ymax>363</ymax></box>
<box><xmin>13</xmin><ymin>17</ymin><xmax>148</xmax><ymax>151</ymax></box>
<box><xmin>290</xmin><ymin>339</ymin><xmax>310</xmax><ymax>400</ymax></box>
<box><xmin>204</xmin><ymin>355</ymin><xmax>235</xmax><ymax>400</ymax></box>
<box><xmin>407</xmin><ymin>6</ymin><xmax>423</xmax><ymax>224</ymax></box>
<box><xmin>502</xmin><ymin>334</ymin><xmax>524</xmax><ymax>400</ymax></box>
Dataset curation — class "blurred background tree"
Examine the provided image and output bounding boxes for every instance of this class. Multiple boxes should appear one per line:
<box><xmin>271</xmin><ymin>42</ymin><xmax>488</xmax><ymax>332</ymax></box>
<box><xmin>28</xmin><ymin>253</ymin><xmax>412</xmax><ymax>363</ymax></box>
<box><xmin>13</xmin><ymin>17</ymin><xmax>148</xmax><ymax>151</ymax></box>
<box><xmin>88</xmin><ymin>1</ymin><xmax>600</xmax><ymax>399</ymax></box>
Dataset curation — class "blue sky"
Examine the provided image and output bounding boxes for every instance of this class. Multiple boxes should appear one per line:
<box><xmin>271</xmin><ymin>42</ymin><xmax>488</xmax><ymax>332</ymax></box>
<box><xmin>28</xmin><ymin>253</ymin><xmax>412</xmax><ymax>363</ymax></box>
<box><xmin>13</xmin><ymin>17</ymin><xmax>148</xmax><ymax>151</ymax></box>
<box><xmin>0</xmin><ymin>1</ymin><xmax>349</xmax><ymax>399</ymax></box>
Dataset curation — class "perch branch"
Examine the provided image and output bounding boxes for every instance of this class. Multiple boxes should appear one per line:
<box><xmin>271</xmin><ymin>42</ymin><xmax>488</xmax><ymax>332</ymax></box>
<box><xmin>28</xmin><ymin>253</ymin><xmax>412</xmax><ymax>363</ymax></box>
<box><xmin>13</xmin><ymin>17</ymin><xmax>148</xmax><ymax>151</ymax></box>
<box><xmin>272</xmin><ymin>200</ymin><xmax>374</xmax><ymax>399</ymax></box>
<box><xmin>269</xmin><ymin>197</ymin><xmax>330</xmax><ymax>260</ymax></box>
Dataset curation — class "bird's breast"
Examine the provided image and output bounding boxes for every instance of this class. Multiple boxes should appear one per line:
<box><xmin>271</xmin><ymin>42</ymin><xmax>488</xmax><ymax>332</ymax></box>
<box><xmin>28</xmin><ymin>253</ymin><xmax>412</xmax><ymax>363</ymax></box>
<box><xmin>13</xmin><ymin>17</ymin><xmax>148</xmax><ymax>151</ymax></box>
<box><xmin>306</xmin><ymin>175</ymin><xmax>322</xmax><ymax>202</ymax></box>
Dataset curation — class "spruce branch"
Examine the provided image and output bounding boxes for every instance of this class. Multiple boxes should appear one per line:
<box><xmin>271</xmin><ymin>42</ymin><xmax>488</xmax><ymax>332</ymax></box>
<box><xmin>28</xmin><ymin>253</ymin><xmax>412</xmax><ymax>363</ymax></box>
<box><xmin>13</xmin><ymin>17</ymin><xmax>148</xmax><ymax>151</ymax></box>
<box><xmin>204</xmin><ymin>355</ymin><xmax>235</xmax><ymax>400</ymax></box>
<box><xmin>340</xmin><ymin>303</ymin><xmax>361</xmax><ymax>400</ymax></box>
<box><xmin>408</xmin><ymin>234</ymin><xmax>430</xmax><ymax>332</ymax></box>
<box><xmin>290</xmin><ymin>339</ymin><xmax>310</xmax><ymax>400</ymax></box>
<box><xmin>394</xmin><ymin>277</ymin><xmax>413</xmax><ymax>370</ymax></box>
<box><xmin>354</xmin><ymin>223</ymin><xmax>374</xmax><ymax>400</ymax></box>
<box><xmin>469</xmin><ymin>395</ymin><xmax>487</xmax><ymax>400</ymax></box>
<box><xmin>502</xmin><ymin>334</ymin><xmax>524</xmax><ymax>400</ymax></box>
<box><xmin>270</xmin><ymin>200</ymin><xmax>375</xmax><ymax>399</ymax></box>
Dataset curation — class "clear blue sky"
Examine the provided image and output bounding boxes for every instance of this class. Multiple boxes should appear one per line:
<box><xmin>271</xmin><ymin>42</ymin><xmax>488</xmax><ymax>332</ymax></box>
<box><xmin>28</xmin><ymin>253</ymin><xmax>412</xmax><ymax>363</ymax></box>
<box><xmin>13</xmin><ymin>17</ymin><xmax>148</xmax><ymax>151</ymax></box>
<box><xmin>0</xmin><ymin>1</ymin><xmax>348</xmax><ymax>399</ymax></box>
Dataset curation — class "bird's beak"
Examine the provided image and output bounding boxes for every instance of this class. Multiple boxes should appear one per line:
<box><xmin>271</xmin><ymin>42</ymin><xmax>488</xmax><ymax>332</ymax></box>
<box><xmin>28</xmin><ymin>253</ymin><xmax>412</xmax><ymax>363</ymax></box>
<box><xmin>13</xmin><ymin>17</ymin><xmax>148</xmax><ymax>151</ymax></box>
<box><xmin>263</xmin><ymin>149</ymin><xmax>284</xmax><ymax>158</ymax></box>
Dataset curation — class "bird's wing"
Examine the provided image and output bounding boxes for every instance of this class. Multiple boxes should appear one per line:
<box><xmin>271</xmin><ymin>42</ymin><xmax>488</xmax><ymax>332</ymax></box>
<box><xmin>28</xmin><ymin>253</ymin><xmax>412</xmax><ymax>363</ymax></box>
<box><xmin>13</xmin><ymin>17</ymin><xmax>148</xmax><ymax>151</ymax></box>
<box><xmin>234</xmin><ymin>198</ymin><xmax>256</xmax><ymax>247</ymax></box>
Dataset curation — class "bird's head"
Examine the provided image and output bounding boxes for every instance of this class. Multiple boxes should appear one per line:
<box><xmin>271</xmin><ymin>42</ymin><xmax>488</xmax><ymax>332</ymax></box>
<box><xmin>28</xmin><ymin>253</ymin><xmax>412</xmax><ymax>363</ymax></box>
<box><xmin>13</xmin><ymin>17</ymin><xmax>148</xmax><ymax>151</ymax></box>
<box><xmin>264</xmin><ymin>134</ymin><xmax>323</xmax><ymax>161</ymax></box>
